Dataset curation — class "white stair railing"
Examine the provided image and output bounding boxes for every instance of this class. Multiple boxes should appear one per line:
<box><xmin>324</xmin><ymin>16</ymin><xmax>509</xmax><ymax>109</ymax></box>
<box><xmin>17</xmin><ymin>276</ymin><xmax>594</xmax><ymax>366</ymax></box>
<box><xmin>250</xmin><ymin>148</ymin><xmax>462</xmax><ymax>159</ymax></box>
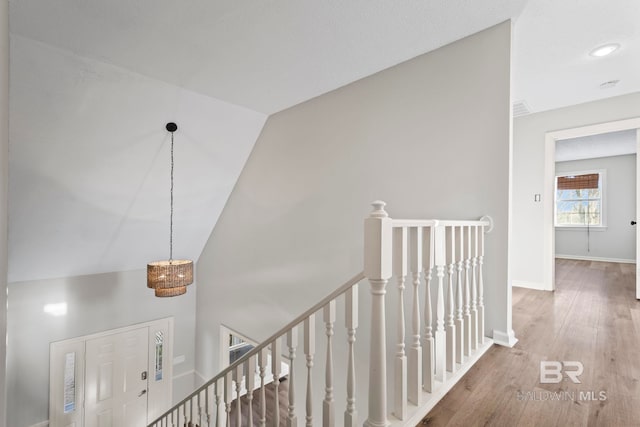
<box><xmin>364</xmin><ymin>201</ymin><xmax>493</xmax><ymax>426</ymax></box>
<box><xmin>148</xmin><ymin>271</ymin><xmax>364</xmax><ymax>427</ymax></box>
<box><xmin>148</xmin><ymin>201</ymin><xmax>492</xmax><ymax>427</ymax></box>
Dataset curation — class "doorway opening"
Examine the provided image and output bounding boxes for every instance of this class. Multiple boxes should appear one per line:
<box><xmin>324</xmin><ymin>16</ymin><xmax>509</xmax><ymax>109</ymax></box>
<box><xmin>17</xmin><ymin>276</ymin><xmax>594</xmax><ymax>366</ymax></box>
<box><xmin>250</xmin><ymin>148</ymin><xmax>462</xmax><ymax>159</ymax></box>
<box><xmin>543</xmin><ymin>117</ymin><xmax>640</xmax><ymax>297</ymax></box>
<box><xmin>219</xmin><ymin>325</ymin><xmax>257</xmax><ymax>370</ymax></box>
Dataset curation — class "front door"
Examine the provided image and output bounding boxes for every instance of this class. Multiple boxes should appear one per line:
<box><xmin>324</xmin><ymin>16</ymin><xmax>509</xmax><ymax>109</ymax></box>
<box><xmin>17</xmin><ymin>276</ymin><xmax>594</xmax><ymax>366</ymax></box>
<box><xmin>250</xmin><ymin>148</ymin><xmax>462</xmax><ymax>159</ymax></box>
<box><xmin>85</xmin><ymin>327</ymin><xmax>149</xmax><ymax>427</ymax></box>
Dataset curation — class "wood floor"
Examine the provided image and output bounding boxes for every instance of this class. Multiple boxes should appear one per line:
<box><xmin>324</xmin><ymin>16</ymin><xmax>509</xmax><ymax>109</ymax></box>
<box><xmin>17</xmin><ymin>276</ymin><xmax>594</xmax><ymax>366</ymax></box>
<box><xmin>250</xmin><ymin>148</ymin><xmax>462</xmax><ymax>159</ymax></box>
<box><xmin>419</xmin><ymin>259</ymin><xmax>640</xmax><ymax>427</ymax></box>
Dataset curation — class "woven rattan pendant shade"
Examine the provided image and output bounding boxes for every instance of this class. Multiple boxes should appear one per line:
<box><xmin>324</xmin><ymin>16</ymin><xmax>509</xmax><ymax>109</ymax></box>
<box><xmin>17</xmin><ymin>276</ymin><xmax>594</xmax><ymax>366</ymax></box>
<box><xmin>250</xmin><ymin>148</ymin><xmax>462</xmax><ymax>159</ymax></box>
<box><xmin>147</xmin><ymin>122</ymin><xmax>194</xmax><ymax>297</ymax></box>
<box><xmin>154</xmin><ymin>286</ymin><xmax>187</xmax><ymax>297</ymax></box>
<box><xmin>147</xmin><ymin>260</ymin><xmax>193</xmax><ymax>292</ymax></box>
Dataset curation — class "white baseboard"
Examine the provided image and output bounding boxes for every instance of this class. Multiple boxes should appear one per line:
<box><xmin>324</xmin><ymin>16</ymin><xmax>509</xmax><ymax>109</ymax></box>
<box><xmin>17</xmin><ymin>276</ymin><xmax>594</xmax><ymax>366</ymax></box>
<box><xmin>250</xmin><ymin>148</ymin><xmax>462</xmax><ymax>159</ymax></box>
<box><xmin>512</xmin><ymin>280</ymin><xmax>549</xmax><ymax>291</ymax></box>
<box><xmin>28</xmin><ymin>421</ymin><xmax>49</xmax><ymax>427</ymax></box>
<box><xmin>492</xmin><ymin>329</ymin><xmax>518</xmax><ymax>347</ymax></box>
<box><xmin>556</xmin><ymin>254</ymin><xmax>636</xmax><ymax>264</ymax></box>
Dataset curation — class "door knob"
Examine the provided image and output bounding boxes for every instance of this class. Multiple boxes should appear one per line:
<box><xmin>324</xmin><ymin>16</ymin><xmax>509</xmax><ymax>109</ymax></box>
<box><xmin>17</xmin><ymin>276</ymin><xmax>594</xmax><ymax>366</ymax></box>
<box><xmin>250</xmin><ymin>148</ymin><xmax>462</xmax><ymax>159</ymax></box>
<box><xmin>138</xmin><ymin>389</ymin><xmax>147</xmax><ymax>397</ymax></box>
<box><xmin>632</xmin><ymin>221</ymin><xmax>637</xmax><ymax>226</ymax></box>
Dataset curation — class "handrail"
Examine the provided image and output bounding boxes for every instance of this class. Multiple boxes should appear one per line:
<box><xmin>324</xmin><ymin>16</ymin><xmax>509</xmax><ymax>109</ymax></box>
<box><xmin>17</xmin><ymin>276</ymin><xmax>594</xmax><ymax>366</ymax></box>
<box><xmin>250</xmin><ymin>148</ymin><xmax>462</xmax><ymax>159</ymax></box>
<box><xmin>390</xmin><ymin>218</ymin><xmax>491</xmax><ymax>228</ymax></box>
<box><xmin>149</xmin><ymin>270</ymin><xmax>366</xmax><ymax>425</ymax></box>
<box><xmin>430</xmin><ymin>219</ymin><xmax>491</xmax><ymax>228</ymax></box>
<box><xmin>390</xmin><ymin>219</ymin><xmax>438</xmax><ymax>227</ymax></box>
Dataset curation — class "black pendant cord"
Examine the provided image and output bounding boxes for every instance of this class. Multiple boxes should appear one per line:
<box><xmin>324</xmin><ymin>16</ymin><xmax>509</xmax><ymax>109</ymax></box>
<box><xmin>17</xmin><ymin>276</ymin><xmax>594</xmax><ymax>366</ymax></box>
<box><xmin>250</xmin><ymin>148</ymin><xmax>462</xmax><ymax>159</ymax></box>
<box><xmin>169</xmin><ymin>128</ymin><xmax>175</xmax><ymax>263</ymax></box>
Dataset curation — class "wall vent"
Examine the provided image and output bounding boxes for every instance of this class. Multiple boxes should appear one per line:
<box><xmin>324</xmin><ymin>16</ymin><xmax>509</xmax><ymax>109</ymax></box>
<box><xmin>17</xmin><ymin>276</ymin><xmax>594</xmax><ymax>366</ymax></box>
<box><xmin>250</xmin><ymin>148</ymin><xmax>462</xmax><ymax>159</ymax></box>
<box><xmin>512</xmin><ymin>100</ymin><xmax>531</xmax><ymax>117</ymax></box>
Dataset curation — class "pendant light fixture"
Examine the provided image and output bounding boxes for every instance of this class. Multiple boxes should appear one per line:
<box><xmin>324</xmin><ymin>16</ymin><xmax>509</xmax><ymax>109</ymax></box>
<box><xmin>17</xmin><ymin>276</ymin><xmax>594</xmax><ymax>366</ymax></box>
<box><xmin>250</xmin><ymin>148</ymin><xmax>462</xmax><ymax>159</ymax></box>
<box><xmin>147</xmin><ymin>122</ymin><xmax>193</xmax><ymax>297</ymax></box>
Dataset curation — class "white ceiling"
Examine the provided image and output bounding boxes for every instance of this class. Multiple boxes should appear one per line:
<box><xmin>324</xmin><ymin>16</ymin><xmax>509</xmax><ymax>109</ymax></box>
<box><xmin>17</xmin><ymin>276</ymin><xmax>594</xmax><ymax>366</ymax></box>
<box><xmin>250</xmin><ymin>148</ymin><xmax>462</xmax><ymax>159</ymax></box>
<box><xmin>8</xmin><ymin>36</ymin><xmax>266</xmax><ymax>282</ymax></box>
<box><xmin>556</xmin><ymin>129</ymin><xmax>637</xmax><ymax>162</ymax></box>
<box><xmin>513</xmin><ymin>0</ymin><xmax>640</xmax><ymax>113</ymax></box>
<box><xmin>9</xmin><ymin>0</ymin><xmax>528</xmax><ymax>114</ymax></box>
<box><xmin>7</xmin><ymin>0</ymin><xmax>640</xmax><ymax>282</ymax></box>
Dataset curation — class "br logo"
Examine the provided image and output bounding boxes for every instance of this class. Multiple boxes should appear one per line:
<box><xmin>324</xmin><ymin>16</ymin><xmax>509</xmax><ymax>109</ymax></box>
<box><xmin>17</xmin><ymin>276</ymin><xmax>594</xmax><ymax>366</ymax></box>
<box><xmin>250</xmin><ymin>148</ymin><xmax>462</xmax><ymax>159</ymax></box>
<box><xmin>540</xmin><ymin>361</ymin><xmax>583</xmax><ymax>384</ymax></box>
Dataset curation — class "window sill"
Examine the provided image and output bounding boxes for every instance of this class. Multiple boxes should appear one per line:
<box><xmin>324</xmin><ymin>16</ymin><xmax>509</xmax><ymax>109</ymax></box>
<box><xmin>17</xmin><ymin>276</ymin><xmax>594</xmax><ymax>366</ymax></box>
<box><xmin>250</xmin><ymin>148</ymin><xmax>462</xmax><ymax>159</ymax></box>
<box><xmin>555</xmin><ymin>226</ymin><xmax>608</xmax><ymax>232</ymax></box>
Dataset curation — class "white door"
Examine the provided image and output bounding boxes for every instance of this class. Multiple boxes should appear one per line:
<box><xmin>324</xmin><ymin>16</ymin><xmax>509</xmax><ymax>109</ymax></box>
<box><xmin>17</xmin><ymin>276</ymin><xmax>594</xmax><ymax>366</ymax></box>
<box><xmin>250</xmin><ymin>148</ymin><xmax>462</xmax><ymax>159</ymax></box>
<box><xmin>636</xmin><ymin>128</ymin><xmax>640</xmax><ymax>299</ymax></box>
<box><xmin>85</xmin><ymin>327</ymin><xmax>149</xmax><ymax>427</ymax></box>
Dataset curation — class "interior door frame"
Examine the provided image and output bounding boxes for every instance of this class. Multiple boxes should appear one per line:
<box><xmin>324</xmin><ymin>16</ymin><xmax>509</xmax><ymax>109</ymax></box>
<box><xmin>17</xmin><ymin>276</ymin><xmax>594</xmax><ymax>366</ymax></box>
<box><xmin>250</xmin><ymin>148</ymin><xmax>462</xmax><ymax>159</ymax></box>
<box><xmin>49</xmin><ymin>317</ymin><xmax>174</xmax><ymax>427</ymax></box>
<box><xmin>543</xmin><ymin>117</ymin><xmax>640</xmax><ymax>293</ymax></box>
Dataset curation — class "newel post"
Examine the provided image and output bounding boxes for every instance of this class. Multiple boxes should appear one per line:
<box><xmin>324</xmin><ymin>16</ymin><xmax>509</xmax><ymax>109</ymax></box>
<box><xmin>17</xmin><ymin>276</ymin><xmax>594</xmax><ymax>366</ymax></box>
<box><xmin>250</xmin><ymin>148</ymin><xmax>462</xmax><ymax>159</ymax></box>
<box><xmin>364</xmin><ymin>201</ymin><xmax>392</xmax><ymax>427</ymax></box>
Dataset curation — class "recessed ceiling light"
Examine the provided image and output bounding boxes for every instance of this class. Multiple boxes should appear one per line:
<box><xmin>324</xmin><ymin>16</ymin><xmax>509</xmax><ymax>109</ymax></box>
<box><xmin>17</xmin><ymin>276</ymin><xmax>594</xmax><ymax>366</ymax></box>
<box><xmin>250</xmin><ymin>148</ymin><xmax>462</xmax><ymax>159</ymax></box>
<box><xmin>590</xmin><ymin>43</ymin><xmax>620</xmax><ymax>57</ymax></box>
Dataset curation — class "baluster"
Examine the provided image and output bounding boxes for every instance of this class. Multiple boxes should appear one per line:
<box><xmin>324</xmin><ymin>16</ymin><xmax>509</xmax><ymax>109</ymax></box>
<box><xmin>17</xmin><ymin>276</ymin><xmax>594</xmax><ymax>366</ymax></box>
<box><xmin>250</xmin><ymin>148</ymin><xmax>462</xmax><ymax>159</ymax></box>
<box><xmin>259</xmin><ymin>348</ymin><xmax>268</xmax><ymax>427</ymax></box>
<box><xmin>245</xmin><ymin>356</ymin><xmax>256</xmax><ymax>427</ymax></box>
<box><xmin>171</xmin><ymin>408</ymin><xmax>175</xmax><ymax>427</ymax></box>
<box><xmin>463</xmin><ymin>226</ymin><xmax>472</xmax><ymax>357</ymax></box>
<box><xmin>198</xmin><ymin>390</ymin><xmax>203</xmax><ymax>427</ymax></box>
<box><xmin>224</xmin><ymin>372</ymin><xmax>233</xmax><ymax>427</ymax></box>
<box><xmin>471</xmin><ymin>226</ymin><xmax>479</xmax><ymax>351</ymax></box>
<box><xmin>193</xmin><ymin>398</ymin><xmax>197</xmax><ymax>425</ymax></box>
<box><xmin>364</xmin><ymin>201</ymin><xmax>392</xmax><ymax>427</ymax></box>
<box><xmin>478</xmin><ymin>224</ymin><xmax>486</xmax><ymax>345</ymax></box>
<box><xmin>215</xmin><ymin>379</ymin><xmax>222</xmax><ymax>427</ymax></box>
<box><xmin>392</xmin><ymin>227</ymin><xmax>407</xmax><ymax>420</ymax></box>
<box><xmin>434</xmin><ymin>225</ymin><xmax>446</xmax><ymax>382</ymax></box>
<box><xmin>204</xmin><ymin>385</ymin><xmax>210</xmax><ymax>427</ymax></box>
<box><xmin>286</xmin><ymin>327</ymin><xmax>298</xmax><ymax>427</ymax></box>
<box><xmin>304</xmin><ymin>314</ymin><xmax>316</xmax><ymax>427</ymax></box>
<box><xmin>344</xmin><ymin>284</ymin><xmax>358</xmax><ymax>427</ymax></box>
<box><xmin>234</xmin><ymin>363</ymin><xmax>243</xmax><ymax>427</ymax></box>
<box><xmin>446</xmin><ymin>226</ymin><xmax>456</xmax><ymax>373</ymax></box>
<box><xmin>324</xmin><ymin>300</ymin><xmax>336</xmax><ymax>427</ymax></box>
<box><xmin>408</xmin><ymin>227</ymin><xmax>423</xmax><ymax>405</ymax></box>
<box><xmin>422</xmin><ymin>226</ymin><xmax>435</xmax><ymax>393</ymax></box>
<box><xmin>272</xmin><ymin>338</ymin><xmax>282</xmax><ymax>427</ymax></box>
<box><xmin>455</xmin><ymin>226</ymin><xmax>465</xmax><ymax>365</ymax></box>
<box><xmin>184</xmin><ymin>402</ymin><xmax>189</xmax><ymax>426</ymax></box>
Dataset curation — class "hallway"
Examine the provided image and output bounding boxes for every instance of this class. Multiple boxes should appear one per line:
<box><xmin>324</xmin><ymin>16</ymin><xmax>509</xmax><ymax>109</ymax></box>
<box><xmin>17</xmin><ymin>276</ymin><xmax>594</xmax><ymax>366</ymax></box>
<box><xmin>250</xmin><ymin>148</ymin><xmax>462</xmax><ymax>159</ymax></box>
<box><xmin>421</xmin><ymin>259</ymin><xmax>640</xmax><ymax>426</ymax></box>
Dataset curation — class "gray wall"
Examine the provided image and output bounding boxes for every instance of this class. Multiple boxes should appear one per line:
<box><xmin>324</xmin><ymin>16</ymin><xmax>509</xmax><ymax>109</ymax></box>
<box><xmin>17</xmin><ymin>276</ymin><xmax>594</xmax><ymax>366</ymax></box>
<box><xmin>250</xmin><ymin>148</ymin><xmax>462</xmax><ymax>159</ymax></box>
<box><xmin>512</xmin><ymin>92</ymin><xmax>640</xmax><ymax>289</ymax></box>
<box><xmin>555</xmin><ymin>155</ymin><xmax>636</xmax><ymax>261</ymax></box>
<box><xmin>195</xmin><ymin>21</ymin><xmax>513</xmax><ymax>415</ymax></box>
<box><xmin>0</xmin><ymin>1</ymin><xmax>8</xmax><ymax>425</ymax></box>
<box><xmin>7</xmin><ymin>269</ymin><xmax>197</xmax><ymax>427</ymax></box>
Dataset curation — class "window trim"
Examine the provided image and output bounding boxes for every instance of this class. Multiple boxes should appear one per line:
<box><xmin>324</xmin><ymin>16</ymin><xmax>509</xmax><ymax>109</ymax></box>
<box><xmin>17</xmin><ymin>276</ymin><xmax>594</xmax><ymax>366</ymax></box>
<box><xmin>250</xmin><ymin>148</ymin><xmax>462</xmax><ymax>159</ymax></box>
<box><xmin>554</xmin><ymin>168</ymin><xmax>606</xmax><ymax>228</ymax></box>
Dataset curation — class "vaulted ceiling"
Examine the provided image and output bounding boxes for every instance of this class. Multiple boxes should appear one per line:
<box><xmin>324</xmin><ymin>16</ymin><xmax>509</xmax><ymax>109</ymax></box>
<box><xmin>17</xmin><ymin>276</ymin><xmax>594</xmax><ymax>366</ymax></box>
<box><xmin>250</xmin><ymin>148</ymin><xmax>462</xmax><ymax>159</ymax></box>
<box><xmin>7</xmin><ymin>0</ymin><xmax>640</xmax><ymax>282</ymax></box>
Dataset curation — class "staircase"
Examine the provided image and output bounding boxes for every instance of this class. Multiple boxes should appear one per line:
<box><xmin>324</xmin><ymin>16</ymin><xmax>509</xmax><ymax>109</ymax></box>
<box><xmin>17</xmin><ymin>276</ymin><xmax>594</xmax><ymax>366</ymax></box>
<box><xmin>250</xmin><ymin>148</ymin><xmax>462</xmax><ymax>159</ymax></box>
<box><xmin>149</xmin><ymin>201</ymin><xmax>494</xmax><ymax>427</ymax></box>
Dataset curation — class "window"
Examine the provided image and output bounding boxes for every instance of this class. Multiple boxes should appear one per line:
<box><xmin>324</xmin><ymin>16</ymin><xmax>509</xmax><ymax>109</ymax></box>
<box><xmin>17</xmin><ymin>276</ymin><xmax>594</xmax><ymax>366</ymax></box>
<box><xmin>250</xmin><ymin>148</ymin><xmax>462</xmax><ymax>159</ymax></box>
<box><xmin>555</xmin><ymin>170</ymin><xmax>605</xmax><ymax>227</ymax></box>
<box><xmin>229</xmin><ymin>334</ymin><xmax>254</xmax><ymax>365</ymax></box>
<box><xmin>155</xmin><ymin>331</ymin><xmax>164</xmax><ymax>381</ymax></box>
<box><xmin>63</xmin><ymin>352</ymin><xmax>76</xmax><ymax>413</ymax></box>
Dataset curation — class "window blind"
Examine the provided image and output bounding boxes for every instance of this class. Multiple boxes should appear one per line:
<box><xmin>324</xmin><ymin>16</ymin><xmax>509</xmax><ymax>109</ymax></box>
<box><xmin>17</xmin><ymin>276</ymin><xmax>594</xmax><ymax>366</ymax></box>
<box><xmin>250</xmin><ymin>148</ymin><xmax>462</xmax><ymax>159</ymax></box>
<box><xmin>557</xmin><ymin>173</ymin><xmax>599</xmax><ymax>190</ymax></box>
